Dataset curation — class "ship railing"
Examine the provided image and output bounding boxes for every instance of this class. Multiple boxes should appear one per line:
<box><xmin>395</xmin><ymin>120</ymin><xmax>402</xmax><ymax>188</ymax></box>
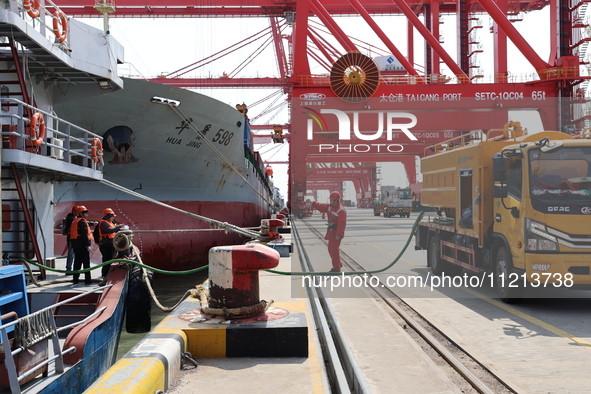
<box><xmin>1</xmin><ymin>98</ymin><xmax>103</xmax><ymax>171</ymax></box>
<box><xmin>11</xmin><ymin>0</ymin><xmax>71</xmax><ymax>48</ymax></box>
<box><xmin>0</xmin><ymin>284</ymin><xmax>112</xmax><ymax>393</ymax></box>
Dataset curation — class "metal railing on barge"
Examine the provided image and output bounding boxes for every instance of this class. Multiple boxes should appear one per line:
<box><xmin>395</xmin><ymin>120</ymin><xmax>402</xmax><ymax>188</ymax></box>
<box><xmin>0</xmin><ymin>284</ymin><xmax>112</xmax><ymax>394</ymax></box>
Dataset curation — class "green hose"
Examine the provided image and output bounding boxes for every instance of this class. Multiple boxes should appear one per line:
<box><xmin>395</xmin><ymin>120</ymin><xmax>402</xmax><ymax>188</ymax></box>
<box><xmin>13</xmin><ymin>257</ymin><xmax>208</xmax><ymax>275</ymax></box>
<box><xmin>267</xmin><ymin>211</ymin><xmax>425</xmax><ymax>276</ymax></box>
<box><xmin>15</xmin><ymin>211</ymin><xmax>424</xmax><ymax>277</ymax></box>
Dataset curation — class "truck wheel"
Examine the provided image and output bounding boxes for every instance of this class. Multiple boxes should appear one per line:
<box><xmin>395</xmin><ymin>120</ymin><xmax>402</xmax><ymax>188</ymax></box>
<box><xmin>428</xmin><ymin>236</ymin><xmax>444</xmax><ymax>276</ymax></box>
<box><xmin>494</xmin><ymin>246</ymin><xmax>523</xmax><ymax>303</ymax></box>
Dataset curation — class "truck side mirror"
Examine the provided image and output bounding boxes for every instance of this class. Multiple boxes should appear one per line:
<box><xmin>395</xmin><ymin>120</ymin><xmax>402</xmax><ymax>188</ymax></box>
<box><xmin>492</xmin><ymin>154</ymin><xmax>507</xmax><ymax>182</ymax></box>
<box><xmin>493</xmin><ymin>184</ymin><xmax>508</xmax><ymax>198</ymax></box>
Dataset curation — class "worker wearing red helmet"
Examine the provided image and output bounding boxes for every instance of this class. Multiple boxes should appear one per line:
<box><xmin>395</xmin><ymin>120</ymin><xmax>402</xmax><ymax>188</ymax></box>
<box><xmin>97</xmin><ymin>208</ymin><xmax>123</xmax><ymax>278</ymax></box>
<box><xmin>311</xmin><ymin>191</ymin><xmax>347</xmax><ymax>272</ymax></box>
<box><xmin>69</xmin><ymin>205</ymin><xmax>93</xmax><ymax>284</ymax></box>
<box><xmin>63</xmin><ymin>205</ymin><xmax>79</xmax><ymax>273</ymax></box>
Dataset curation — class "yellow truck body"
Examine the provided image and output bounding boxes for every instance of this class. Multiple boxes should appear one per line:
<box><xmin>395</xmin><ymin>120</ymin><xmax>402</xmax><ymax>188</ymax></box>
<box><xmin>415</xmin><ymin>124</ymin><xmax>591</xmax><ymax>302</ymax></box>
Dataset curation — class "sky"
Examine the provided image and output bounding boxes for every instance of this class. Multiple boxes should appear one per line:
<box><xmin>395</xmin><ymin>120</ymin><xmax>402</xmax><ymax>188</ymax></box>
<box><xmin>76</xmin><ymin>6</ymin><xmax>562</xmax><ymax>203</ymax></box>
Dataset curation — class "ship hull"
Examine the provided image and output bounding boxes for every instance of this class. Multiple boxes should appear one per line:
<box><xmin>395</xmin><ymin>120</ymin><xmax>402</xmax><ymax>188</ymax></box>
<box><xmin>55</xmin><ymin>200</ymin><xmax>265</xmax><ymax>271</ymax></box>
<box><xmin>54</xmin><ymin>78</ymin><xmax>275</xmax><ymax>271</ymax></box>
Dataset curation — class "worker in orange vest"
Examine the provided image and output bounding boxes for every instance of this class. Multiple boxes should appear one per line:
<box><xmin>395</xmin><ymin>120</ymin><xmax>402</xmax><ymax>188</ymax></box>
<box><xmin>63</xmin><ymin>205</ymin><xmax>79</xmax><ymax>274</ymax></box>
<box><xmin>311</xmin><ymin>191</ymin><xmax>347</xmax><ymax>272</ymax></box>
<box><xmin>97</xmin><ymin>208</ymin><xmax>123</xmax><ymax>278</ymax></box>
<box><xmin>69</xmin><ymin>206</ymin><xmax>93</xmax><ymax>284</ymax></box>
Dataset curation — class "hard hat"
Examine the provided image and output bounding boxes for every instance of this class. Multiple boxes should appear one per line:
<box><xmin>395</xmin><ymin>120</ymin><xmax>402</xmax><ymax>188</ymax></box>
<box><xmin>76</xmin><ymin>205</ymin><xmax>88</xmax><ymax>213</ymax></box>
<box><xmin>103</xmin><ymin>208</ymin><xmax>116</xmax><ymax>216</ymax></box>
<box><xmin>71</xmin><ymin>205</ymin><xmax>79</xmax><ymax>213</ymax></box>
<box><xmin>329</xmin><ymin>191</ymin><xmax>341</xmax><ymax>200</ymax></box>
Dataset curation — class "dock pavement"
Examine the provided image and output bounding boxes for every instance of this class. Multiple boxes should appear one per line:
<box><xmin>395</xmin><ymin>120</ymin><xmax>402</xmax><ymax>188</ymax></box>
<box><xmin>83</xmin><ymin>225</ymin><xmax>465</xmax><ymax>393</ymax></box>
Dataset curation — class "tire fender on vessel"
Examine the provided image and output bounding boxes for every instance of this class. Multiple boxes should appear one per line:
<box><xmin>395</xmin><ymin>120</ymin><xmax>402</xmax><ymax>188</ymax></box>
<box><xmin>126</xmin><ymin>263</ymin><xmax>153</xmax><ymax>333</ymax></box>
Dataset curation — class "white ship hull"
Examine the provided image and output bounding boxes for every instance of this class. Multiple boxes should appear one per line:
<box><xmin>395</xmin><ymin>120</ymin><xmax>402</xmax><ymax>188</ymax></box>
<box><xmin>54</xmin><ymin>78</ymin><xmax>276</xmax><ymax>270</ymax></box>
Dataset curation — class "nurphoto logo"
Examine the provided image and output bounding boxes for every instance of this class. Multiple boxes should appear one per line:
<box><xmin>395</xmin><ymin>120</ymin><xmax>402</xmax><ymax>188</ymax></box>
<box><xmin>304</xmin><ymin>107</ymin><xmax>418</xmax><ymax>154</ymax></box>
<box><xmin>308</xmin><ymin>109</ymin><xmax>418</xmax><ymax>141</ymax></box>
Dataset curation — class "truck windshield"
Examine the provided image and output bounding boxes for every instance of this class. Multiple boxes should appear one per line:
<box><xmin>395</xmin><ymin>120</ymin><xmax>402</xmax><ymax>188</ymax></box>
<box><xmin>528</xmin><ymin>146</ymin><xmax>591</xmax><ymax>214</ymax></box>
<box><xmin>399</xmin><ymin>189</ymin><xmax>412</xmax><ymax>199</ymax></box>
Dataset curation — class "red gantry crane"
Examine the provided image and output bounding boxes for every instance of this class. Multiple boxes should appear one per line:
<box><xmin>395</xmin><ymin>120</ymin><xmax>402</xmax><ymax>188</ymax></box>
<box><xmin>57</xmin><ymin>0</ymin><xmax>591</xmax><ymax>215</ymax></box>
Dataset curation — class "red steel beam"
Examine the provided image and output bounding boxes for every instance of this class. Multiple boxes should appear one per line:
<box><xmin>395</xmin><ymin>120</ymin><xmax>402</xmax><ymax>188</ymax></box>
<box><xmin>270</xmin><ymin>17</ymin><xmax>289</xmax><ymax>80</ymax></box>
<box><xmin>308</xmin><ymin>29</ymin><xmax>337</xmax><ymax>66</ymax></box>
<box><xmin>428</xmin><ymin>0</ymin><xmax>440</xmax><ymax>75</ymax></box>
<box><xmin>492</xmin><ymin>0</ymin><xmax>508</xmax><ymax>80</ymax></box>
<box><xmin>347</xmin><ymin>0</ymin><xmax>421</xmax><ymax>78</ymax></box>
<box><xmin>250</xmin><ymin>124</ymin><xmax>290</xmax><ymax>130</ymax></box>
<box><xmin>306</xmin><ymin>167</ymin><xmax>372</xmax><ymax>176</ymax></box>
<box><xmin>52</xmin><ymin>1</ymin><xmax>536</xmax><ymax>17</ymax></box>
<box><xmin>251</xmin><ymin>133</ymin><xmax>291</xmax><ymax>143</ymax></box>
<box><xmin>390</xmin><ymin>0</ymin><xmax>469</xmax><ymax>82</ymax></box>
<box><xmin>292</xmin><ymin>0</ymin><xmax>310</xmax><ymax>77</ymax></box>
<box><xmin>309</xmin><ymin>0</ymin><xmax>358</xmax><ymax>53</ymax></box>
<box><xmin>307</xmin><ymin>182</ymin><xmax>341</xmax><ymax>190</ymax></box>
<box><xmin>264</xmin><ymin>160</ymin><xmax>289</xmax><ymax>164</ymax></box>
<box><xmin>478</xmin><ymin>0</ymin><xmax>550</xmax><ymax>73</ymax></box>
<box><xmin>307</xmin><ymin>47</ymin><xmax>332</xmax><ymax>73</ymax></box>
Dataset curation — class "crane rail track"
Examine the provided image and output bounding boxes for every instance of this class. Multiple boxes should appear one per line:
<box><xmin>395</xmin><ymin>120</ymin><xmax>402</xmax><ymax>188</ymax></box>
<box><xmin>294</xmin><ymin>217</ymin><xmax>518</xmax><ymax>394</ymax></box>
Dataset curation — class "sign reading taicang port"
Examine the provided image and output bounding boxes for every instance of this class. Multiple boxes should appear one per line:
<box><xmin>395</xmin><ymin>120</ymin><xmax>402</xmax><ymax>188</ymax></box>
<box><xmin>294</xmin><ymin>87</ymin><xmax>561</xmax><ymax>158</ymax></box>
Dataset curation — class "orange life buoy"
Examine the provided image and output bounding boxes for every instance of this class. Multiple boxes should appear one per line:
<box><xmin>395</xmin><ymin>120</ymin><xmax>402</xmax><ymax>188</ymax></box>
<box><xmin>52</xmin><ymin>10</ymin><xmax>68</xmax><ymax>42</ymax></box>
<box><xmin>28</xmin><ymin>112</ymin><xmax>45</xmax><ymax>147</ymax></box>
<box><xmin>91</xmin><ymin>138</ymin><xmax>103</xmax><ymax>163</ymax></box>
<box><xmin>265</xmin><ymin>165</ymin><xmax>273</xmax><ymax>176</ymax></box>
<box><xmin>23</xmin><ymin>0</ymin><xmax>41</xmax><ymax>18</ymax></box>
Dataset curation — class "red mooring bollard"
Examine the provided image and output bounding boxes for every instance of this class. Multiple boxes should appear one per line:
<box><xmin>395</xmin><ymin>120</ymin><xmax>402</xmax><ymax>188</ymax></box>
<box><xmin>208</xmin><ymin>244</ymin><xmax>280</xmax><ymax>309</ymax></box>
<box><xmin>260</xmin><ymin>218</ymin><xmax>285</xmax><ymax>239</ymax></box>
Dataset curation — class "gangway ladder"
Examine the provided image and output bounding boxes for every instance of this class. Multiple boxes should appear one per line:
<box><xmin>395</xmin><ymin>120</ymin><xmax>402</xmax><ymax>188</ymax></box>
<box><xmin>0</xmin><ymin>309</ymin><xmax>73</xmax><ymax>394</ymax></box>
<box><xmin>1</xmin><ymin>163</ymin><xmax>45</xmax><ymax>279</ymax></box>
<box><xmin>0</xmin><ymin>37</ymin><xmax>34</xmax><ymax>118</ymax></box>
